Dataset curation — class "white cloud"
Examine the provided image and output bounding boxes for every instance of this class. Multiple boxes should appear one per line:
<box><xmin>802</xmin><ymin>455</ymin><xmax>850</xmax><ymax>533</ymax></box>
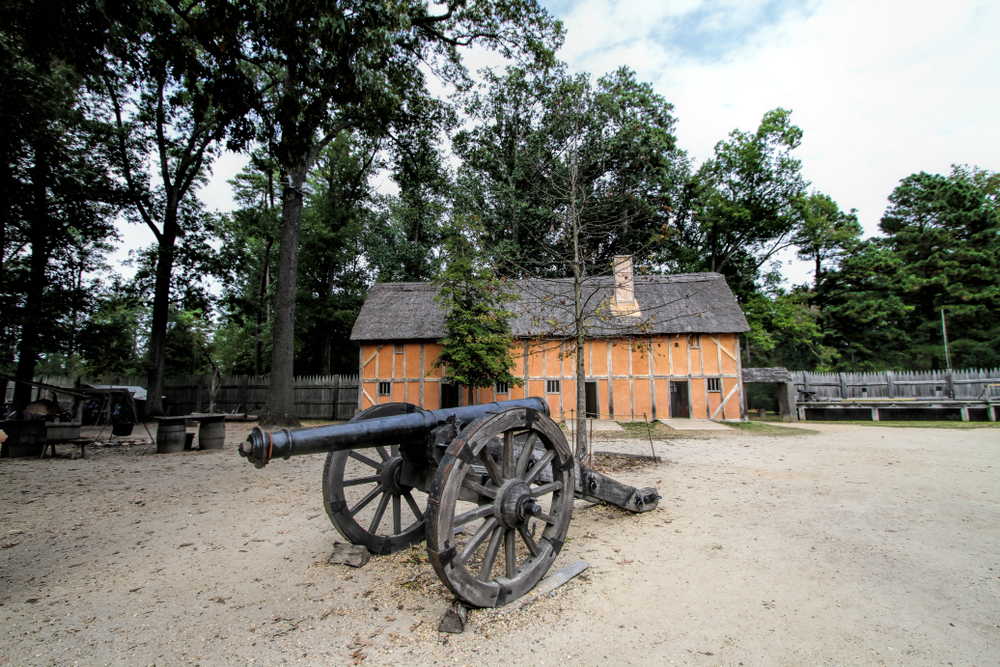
<box><xmin>546</xmin><ymin>0</ymin><xmax>1000</xmax><ymax>284</ymax></box>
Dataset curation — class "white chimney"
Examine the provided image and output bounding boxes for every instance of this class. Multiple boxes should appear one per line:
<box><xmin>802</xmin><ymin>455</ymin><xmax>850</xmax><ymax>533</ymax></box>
<box><xmin>612</xmin><ymin>255</ymin><xmax>640</xmax><ymax>316</ymax></box>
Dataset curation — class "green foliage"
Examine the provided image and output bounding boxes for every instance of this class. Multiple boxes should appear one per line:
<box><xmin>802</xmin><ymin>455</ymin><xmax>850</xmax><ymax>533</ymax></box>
<box><xmin>433</xmin><ymin>224</ymin><xmax>522</xmax><ymax>390</ymax></box>
<box><xmin>817</xmin><ymin>166</ymin><xmax>1000</xmax><ymax>370</ymax></box>
<box><xmin>454</xmin><ymin>64</ymin><xmax>683</xmax><ymax>277</ymax></box>
<box><xmin>667</xmin><ymin>108</ymin><xmax>808</xmax><ymax>299</ymax></box>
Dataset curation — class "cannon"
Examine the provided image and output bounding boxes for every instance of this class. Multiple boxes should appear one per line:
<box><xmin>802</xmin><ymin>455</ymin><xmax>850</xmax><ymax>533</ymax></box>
<box><xmin>239</xmin><ymin>397</ymin><xmax>659</xmax><ymax>608</ymax></box>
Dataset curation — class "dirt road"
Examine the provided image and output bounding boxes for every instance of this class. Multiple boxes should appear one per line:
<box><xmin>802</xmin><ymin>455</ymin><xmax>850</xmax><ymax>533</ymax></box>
<box><xmin>1</xmin><ymin>421</ymin><xmax>997</xmax><ymax>666</ymax></box>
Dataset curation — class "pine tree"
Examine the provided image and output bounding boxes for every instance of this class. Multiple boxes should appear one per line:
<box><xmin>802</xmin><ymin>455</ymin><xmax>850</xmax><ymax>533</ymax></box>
<box><xmin>433</xmin><ymin>225</ymin><xmax>522</xmax><ymax>400</ymax></box>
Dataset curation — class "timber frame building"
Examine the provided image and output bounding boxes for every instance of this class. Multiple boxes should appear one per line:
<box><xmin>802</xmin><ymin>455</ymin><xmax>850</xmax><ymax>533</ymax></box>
<box><xmin>350</xmin><ymin>259</ymin><xmax>751</xmax><ymax>422</ymax></box>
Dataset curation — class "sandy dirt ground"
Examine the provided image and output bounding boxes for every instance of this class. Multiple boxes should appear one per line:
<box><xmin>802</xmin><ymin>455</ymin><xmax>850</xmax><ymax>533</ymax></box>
<box><xmin>1</xmin><ymin>419</ymin><xmax>997</xmax><ymax>667</ymax></box>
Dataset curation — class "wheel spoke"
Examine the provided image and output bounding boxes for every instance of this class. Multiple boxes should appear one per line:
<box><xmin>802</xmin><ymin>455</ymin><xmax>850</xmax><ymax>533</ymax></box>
<box><xmin>479</xmin><ymin>447</ymin><xmax>504</xmax><ymax>486</ymax></box>
<box><xmin>479</xmin><ymin>526</ymin><xmax>504</xmax><ymax>581</ymax></box>
<box><xmin>403</xmin><ymin>491</ymin><xmax>424</xmax><ymax>522</ymax></box>
<box><xmin>531</xmin><ymin>481</ymin><xmax>561</xmax><ymax>497</ymax></box>
<box><xmin>461</xmin><ymin>476</ymin><xmax>498</xmax><ymax>499</ymax></box>
<box><xmin>393</xmin><ymin>494</ymin><xmax>401</xmax><ymax>534</ymax></box>
<box><xmin>454</xmin><ymin>503</ymin><xmax>494</xmax><ymax>528</ymax></box>
<box><xmin>342</xmin><ymin>474</ymin><xmax>381</xmax><ymax>487</ymax></box>
<box><xmin>515</xmin><ymin>432</ymin><xmax>538</xmax><ymax>477</ymax></box>
<box><xmin>350</xmin><ymin>484</ymin><xmax>384</xmax><ymax>517</ymax></box>
<box><xmin>502</xmin><ymin>431</ymin><xmax>514</xmax><ymax>478</ymax></box>
<box><xmin>536</xmin><ymin>511</ymin><xmax>557</xmax><ymax>525</ymax></box>
<box><xmin>459</xmin><ymin>517</ymin><xmax>497</xmax><ymax>564</ymax></box>
<box><xmin>523</xmin><ymin>450</ymin><xmax>555</xmax><ymax>485</ymax></box>
<box><xmin>349</xmin><ymin>451</ymin><xmax>383</xmax><ymax>471</ymax></box>
<box><xmin>504</xmin><ymin>529</ymin><xmax>517</xmax><ymax>578</ymax></box>
<box><xmin>517</xmin><ymin>524</ymin><xmax>540</xmax><ymax>557</ymax></box>
<box><xmin>368</xmin><ymin>491</ymin><xmax>391</xmax><ymax>533</ymax></box>
<box><xmin>375</xmin><ymin>446</ymin><xmax>390</xmax><ymax>462</ymax></box>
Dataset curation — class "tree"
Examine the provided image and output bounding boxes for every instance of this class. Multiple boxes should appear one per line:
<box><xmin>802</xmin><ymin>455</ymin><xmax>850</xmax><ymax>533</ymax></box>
<box><xmin>433</xmin><ymin>223</ymin><xmax>522</xmax><ymax>399</ymax></box>
<box><xmin>793</xmin><ymin>192</ymin><xmax>862</xmax><ymax>291</ymax></box>
<box><xmin>105</xmin><ymin>4</ymin><xmax>253</xmax><ymax>414</ymax></box>
<box><xmin>455</xmin><ymin>65</ymin><xmax>684</xmax><ymax>457</ymax></box>
<box><xmin>179</xmin><ymin>0</ymin><xmax>562</xmax><ymax>426</ymax></box>
<box><xmin>0</xmin><ymin>2</ymin><xmax>125</xmax><ymax>408</ymax></box>
<box><xmin>666</xmin><ymin>108</ymin><xmax>809</xmax><ymax>299</ymax></box>
<box><xmin>819</xmin><ymin>167</ymin><xmax>999</xmax><ymax>370</ymax></box>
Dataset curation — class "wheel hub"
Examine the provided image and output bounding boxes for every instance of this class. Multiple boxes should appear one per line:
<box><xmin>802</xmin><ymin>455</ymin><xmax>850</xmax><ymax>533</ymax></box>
<box><xmin>380</xmin><ymin>457</ymin><xmax>412</xmax><ymax>495</ymax></box>
<box><xmin>497</xmin><ymin>480</ymin><xmax>536</xmax><ymax>528</ymax></box>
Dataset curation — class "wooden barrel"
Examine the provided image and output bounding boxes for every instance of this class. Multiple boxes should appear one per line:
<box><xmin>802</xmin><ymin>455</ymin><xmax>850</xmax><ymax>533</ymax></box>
<box><xmin>156</xmin><ymin>418</ymin><xmax>187</xmax><ymax>454</ymax></box>
<box><xmin>0</xmin><ymin>420</ymin><xmax>46</xmax><ymax>458</ymax></box>
<box><xmin>198</xmin><ymin>416</ymin><xmax>226</xmax><ymax>450</ymax></box>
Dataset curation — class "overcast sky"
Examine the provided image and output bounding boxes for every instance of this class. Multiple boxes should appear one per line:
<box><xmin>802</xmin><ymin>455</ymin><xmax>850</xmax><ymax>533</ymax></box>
<box><xmin>120</xmin><ymin>0</ymin><xmax>1000</xmax><ymax>287</ymax></box>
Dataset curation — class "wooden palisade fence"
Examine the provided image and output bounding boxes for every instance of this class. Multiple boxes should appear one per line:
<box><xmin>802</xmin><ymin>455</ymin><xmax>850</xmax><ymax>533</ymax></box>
<box><xmin>9</xmin><ymin>374</ymin><xmax>360</xmax><ymax>421</ymax></box>
<box><xmin>792</xmin><ymin>369</ymin><xmax>1000</xmax><ymax>401</ymax></box>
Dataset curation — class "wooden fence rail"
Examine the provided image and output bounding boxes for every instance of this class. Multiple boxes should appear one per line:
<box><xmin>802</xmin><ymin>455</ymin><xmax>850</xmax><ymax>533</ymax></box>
<box><xmin>6</xmin><ymin>374</ymin><xmax>359</xmax><ymax>421</ymax></box>
<box><xmin>792</xmin><ymin>369</ymin><xmax>1000</xmax><ymax>401</ymax></box>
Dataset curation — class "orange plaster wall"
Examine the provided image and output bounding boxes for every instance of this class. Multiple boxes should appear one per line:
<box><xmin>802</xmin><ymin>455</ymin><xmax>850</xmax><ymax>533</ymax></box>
<box><xmin>405</xmin><ymin>344</ymin><xmax>422</xmax><ymax>377</ymax></box>
<box><xmin>510</xmin><ymin>344</ymin><xmax>525</xmax><ymax>377</ymax></box>
<box><xmin>651</xmin><ymin>339</ymin><xmax>670</xmax><ymax>375</ymax></box>
<box><xmin>720</xmin><ymin>334</ymin><xmax>739</xmax><ymax>374</ymax></box>
<box><xmin>671</xmin><ymin>338</ymin><xmax>688</xmax><ymax>374</ymax></box>
<box><xmin>702</xmin><ymin>337</ymin><xmax>721</xmax><ymax>375</ymax></box>
<box><xmin>632</xmin><ymin>379</ymin><xmax>652</xmax><ymax>418</ymax></box>
<box><xmin>654</xmin><ymin>378</ymin><xmax>669</xmax><ymax>418</ymax></box>
<box><xmin>690</xmin><ymin>347</ymin><xmax>703</xmax><ymax>375</ymax></box>
<box><xmin>690</xmin><ymin>378</ymin><xmax>707</xmax><ymax>419</ymax></box>
<box><xmin>390</xmin><ymin>381</ymin><xmax>405</xmax><ymax>403</ymax></box>
<box><xmin>591</xmin><ymin>340</ymin><xmax>608</xmax><ymax>376</ymax></box>
<box><xmin>541</xmin><ymin>342</ymin><xmax>559</xmax><ymax>378</ymax></box>
<box><xmin>721</xmin><ymin>377</ymin><xmax>739</xmax><ymax>418</ymax></box>
<box><xmin>377</xmin><ymin>345</ymin><xmax>393</xmax><ymax>379</ymax></box>
<box><xmin>526</xmin><ymin>343</ymin><xmax>543</xmax><ymax>377</ymax></box>
<box><xmin>610</xmin><ymin>342</ymin><xmax>630</xmax><ymax>377</ymax></box>
<box><xmin>362</xmin><ymin>345</ymin><xmax>378</xmax><ymax>379</ymax></box>
<box><xmin>612</xmin><ymin>379</ymin><xmax>631</xmax><ymax>420</ymax></box>
<box><xmin>424</xmin><ymin>344</ymin><xmax>443</xmax><ymax>377</ymax></box>
<box><xmin>631</xmin><ymin>345</ymin><xmax>649</xmax><ymax>377</ymax></box>
<box><xmin>361</xmin><ymin>381</ymin><xmax>377</xmax><ymax>409</ymax></box>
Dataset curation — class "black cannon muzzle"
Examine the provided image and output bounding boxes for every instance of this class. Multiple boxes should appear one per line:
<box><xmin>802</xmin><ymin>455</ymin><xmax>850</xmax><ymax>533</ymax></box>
<box><xmin>239</xmin><ymin>397</ymin><xmax>549</xmax><ymax>468</ymax></box>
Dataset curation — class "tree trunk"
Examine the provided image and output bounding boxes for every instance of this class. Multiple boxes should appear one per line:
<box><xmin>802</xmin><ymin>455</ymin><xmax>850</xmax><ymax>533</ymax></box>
<box><xmin>259</xmin><ymin>167</ymin><xmax>306</xmax><ymax>428</ymax></box>
<box><xmin>254</xmin><ymin>238</ymin><xmax>273</xmax><ymax>378</ymax></box>
<box><xmin>13</xmin><ymin>144</ymin><xmax>50</xmax><ymax>410</ymax></box>
<box><xmin>145</xmin><ymin>202</ymin><xmax>179</xmax><ymax>416</ymax></box>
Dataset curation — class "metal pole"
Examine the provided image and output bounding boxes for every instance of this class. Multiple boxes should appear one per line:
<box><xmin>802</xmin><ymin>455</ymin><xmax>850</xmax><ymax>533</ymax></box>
<box><xmin>941</xmin><ymin>309</ymin><xmax>952</xmax><ymax>370</ymax></box>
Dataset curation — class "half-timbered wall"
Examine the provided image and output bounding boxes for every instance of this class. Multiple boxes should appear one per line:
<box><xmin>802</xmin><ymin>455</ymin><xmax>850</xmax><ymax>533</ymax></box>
<box><xmin>359</xmin><ymin>333</ymin><xmax>744</xmax><ymax>421</ymax></box>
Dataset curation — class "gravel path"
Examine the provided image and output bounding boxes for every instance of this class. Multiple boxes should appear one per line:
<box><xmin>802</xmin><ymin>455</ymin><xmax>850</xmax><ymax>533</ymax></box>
<box><xmin>1</xmin><ymin>421</ymin><xmax>997</xmax><ymax>666</ymax></box>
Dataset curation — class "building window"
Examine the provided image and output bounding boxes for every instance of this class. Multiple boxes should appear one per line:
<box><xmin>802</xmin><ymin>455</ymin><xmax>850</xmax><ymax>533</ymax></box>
<box><xmin>687</xmin><ymin>334</ymin><xmax>701</xmax><ymax>348</ymax></box>
<box><xmin>394</xmin><ymin>343</ymin><xmax>404</xmax><ymax>354</ymax></box>
<box><xmin>546</xmin><ymin>380</ymin><xmax>560</xmax><ymax>394</ymax></box>
<box><xmin>495</xmin><ymin>381</ymin><xmax>510</xmax><ymax>394</ymax></box>
<box><xmin>378</xmin><ymin>381</ymin><xmax>391</xmax><ymax>396</ymax></box>
<box><xmin>707</xmin><ymin>377</ymin><xmax>721</xmax><ymax>392</ymax></box>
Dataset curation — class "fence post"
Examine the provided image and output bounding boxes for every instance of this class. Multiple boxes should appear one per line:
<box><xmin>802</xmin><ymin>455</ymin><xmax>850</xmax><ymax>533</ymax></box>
<box><xmin>946</xmin><ymin>370</ymin><xmax>955</xmax><ymax>399</ymax></box>
<box><xmin>886</xmin><ymin>371</ymin><xmax>895</xmax><ymax>399</ymax></box>
<box><xmin>332</xmin><ymin>374</ymin><xmax>341</xmax><ymax>420</ymax></box>
<box><xmin>839</xmin><ymin>373</ymin><xmax>848</xmax><ymax>399</ymax></box>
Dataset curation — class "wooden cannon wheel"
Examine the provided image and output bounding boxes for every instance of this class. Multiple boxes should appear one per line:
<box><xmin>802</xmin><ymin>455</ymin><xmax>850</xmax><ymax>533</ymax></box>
<box><xmin>322</xmin><ymin>403</ymin><xmax>428</xmax><ymax>555</ymax></box>
<box><xmin>426</xmin><ymin>406</ymin><xmax>575</xmax><ymax>608</ymax></box>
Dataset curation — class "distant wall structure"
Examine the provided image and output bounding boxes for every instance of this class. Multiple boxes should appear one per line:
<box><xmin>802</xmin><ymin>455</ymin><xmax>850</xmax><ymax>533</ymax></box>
<box><xmin>7</xmin><ymin>375</ymin><xmax>359</xmax><ymax>420</ymax></box>
<box><xmin>792</xmin><ymin>369</ymin><xmax>1000</xmax><ymax>422</ymax></box>
<box><xmin>742</xmin><ymin>367</ymin><xmax>796</xmax><ymax>422</ymax></box>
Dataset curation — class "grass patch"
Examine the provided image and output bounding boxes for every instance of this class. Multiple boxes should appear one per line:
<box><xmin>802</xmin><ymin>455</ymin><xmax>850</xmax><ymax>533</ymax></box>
<box><xmin>727</xmin><ymin>422</ymin><xmax>818</xmax><ymax>436</ymax></box>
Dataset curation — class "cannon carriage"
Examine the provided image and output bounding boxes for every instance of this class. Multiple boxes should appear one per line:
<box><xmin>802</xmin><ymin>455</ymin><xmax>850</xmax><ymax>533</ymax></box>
<box><xmin>239</xmin><ymin>397</ymin><xmax>659</xmax><ymax>608</ymax></box>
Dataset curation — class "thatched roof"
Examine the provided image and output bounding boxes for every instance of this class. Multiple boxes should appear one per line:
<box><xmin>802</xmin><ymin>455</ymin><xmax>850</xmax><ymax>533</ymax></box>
<box><xmin>350</xmin><ymin>273</ymin><xmax>749</xmax><ymax>342</ymax></box>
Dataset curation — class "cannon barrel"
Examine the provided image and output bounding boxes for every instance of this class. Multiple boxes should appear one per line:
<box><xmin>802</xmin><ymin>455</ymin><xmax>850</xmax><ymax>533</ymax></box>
<box><xmin>238</xmin><ymin>397</ymin><xmax>549</xmax><ymax>469</ymax></box>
